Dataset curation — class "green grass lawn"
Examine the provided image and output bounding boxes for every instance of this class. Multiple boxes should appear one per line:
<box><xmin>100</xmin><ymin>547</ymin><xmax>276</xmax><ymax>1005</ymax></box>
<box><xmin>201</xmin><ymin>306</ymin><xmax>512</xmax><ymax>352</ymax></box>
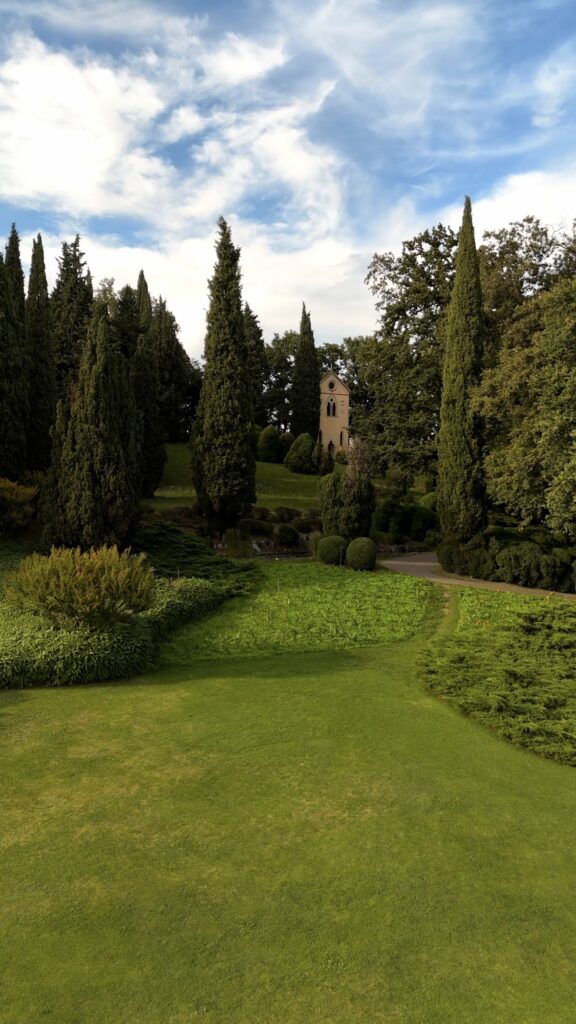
<box><xmin>151</xmin><ymin>442</ymin><xmax>374</xmax><ymax>511</ymax></box>
<box><xmin>3</xmin><ymin>565</ymin><xmax>576</xmax><ymax>1022</ymax></box>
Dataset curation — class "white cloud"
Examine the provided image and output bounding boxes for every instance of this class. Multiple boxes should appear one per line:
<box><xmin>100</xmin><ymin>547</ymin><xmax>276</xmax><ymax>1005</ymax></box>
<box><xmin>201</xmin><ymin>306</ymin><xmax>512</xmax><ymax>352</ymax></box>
<box><xmin>200</xmin><ymin>32</ymin><xmax>287</xmax><ymax>87</ymax></box>
<box><xmin>532</xmin><ymin>41</ymin><xmax>576</xmax><ymax>128</ymax></box>
<box><xmin>160</xmin><ymin>105</ymin><xmax>204</xmax><ymax>144</ymax></box>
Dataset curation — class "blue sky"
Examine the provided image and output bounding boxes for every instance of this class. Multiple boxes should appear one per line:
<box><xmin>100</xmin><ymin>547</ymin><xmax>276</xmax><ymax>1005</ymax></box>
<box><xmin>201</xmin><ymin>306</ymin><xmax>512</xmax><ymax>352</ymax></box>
<box><xmin>0</xmin><ymin>0</ymin><xmax>575</xmax><ymax>355</ymax></box>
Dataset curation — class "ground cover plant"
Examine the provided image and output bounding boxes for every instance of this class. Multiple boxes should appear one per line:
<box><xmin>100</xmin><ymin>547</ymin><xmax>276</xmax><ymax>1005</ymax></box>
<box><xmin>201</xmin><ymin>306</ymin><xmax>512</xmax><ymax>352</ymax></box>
<box><xmin>425</xmin><ymin>587</ymin><xmax>576</xmax><ymax>764</ymax></box>
<box><xmin>159</xmin><ymin>560</ymin><xmax>432</xmax><ymax>664</ymax></box>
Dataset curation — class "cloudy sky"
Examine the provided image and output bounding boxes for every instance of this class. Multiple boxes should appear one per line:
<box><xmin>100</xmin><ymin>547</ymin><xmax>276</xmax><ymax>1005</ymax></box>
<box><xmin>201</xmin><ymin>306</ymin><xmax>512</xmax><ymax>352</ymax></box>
<box><xmin>1</xmin><ymin>0</ymin><xmax>575</xmax><ymax>356</ymax></box>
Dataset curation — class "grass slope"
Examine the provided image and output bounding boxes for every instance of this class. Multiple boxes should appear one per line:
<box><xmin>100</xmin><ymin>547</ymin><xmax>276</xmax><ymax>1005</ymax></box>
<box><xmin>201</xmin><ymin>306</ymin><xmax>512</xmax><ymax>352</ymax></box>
<box><xmin>3</xmin><ymin>570</ymin><xmax>576</xmax><ymax>1022</ymax></box>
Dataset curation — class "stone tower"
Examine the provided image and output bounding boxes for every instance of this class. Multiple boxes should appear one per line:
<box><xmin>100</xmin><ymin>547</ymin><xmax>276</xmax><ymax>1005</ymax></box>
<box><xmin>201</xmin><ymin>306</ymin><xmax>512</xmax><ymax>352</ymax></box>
<box><xmin>318</xmin><ymin>370</ymin><xmax>350</xmax><ymax>457</ymax></box>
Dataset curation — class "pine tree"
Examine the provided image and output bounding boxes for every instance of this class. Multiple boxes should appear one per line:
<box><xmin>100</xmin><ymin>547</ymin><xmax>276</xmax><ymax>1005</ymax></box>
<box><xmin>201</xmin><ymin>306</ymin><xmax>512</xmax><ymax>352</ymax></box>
<box><xmin>243</xmin><ymin>302</ymin><xmax>267</xmax><ymax>426</ymax></box>
<box><xmin>26</xmin><ymin>235</ymin><xmax>56</xmax><ymax>471</ymax></box>
<box><xmin>437</xmin><ymin>197</ymin><xmax>486</xmax><ymax>540</ymax></box>
<box><xmin>41</xmin><ymin>303</ymin><xmax>139</xmax><ymax>548</ymax></box>
<box><xmin>132</xmin><ymin>271</ymin><xmax>166</xmax><ymax>497</ymax></box>
<box><xmin>51</xmin><ymin>235</ymin><xmax>93</xmax><ymax>401</ymax></box>
<box><xmin>191</xmin><ymin>217</ymin><xmax>255</xmax><ymax>529</ymax></box>
<box><xmin>0</xmin><ymin>253</ymin><xmax>26</xmax><ymax>479</ymax></box>
<box><xmin>291</xmin><ymin>303</ymin><xmax>320</xmax><ymax>439</ymax></box>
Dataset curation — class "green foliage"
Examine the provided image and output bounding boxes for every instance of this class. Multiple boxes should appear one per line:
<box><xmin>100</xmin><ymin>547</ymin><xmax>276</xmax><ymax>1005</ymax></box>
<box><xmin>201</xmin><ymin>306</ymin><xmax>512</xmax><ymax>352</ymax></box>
<box><xmin>239</xmin><ymin>517</ymin><xmax>274</xmax><ymax>537</ymax></box>
<box><xmin>26</xmin><ymin>235</ymin><xmax>56</xmax><ymax>471</ymax></box>
<box><xmin>346</xmin><ymin>537</ymin><xmax>377</xmax><ymax>570</ymax></box>
<box><xmin>0</xmin><ymin>252</ymin><xmax>27</xmax><ymax>479</ymax></box>
<box><xmin>152</xmin><ymin>298</ymin><xmax>201</xmax><ymax>442</ymax></box>
<box><xmin>436</xmin><ymin>530</ymin><xmax>575</xmax><ymax>590</ymax></box>
<box><xmin>277</xmin><ymin>523</ymin><xmax>299</xmax><ymax>547</ymax></box>
<box><xmin>420</xmin><ymin>491</ymin><xmax>438</xmax><ymax>511</ymax></box>
<box><xmin>161</xmin><ymin>561</ymin><xmax>432</xmax><ymax>662</ymax></box>
<box><xmin>223</xmin><ymin>526</ymin><xmax>252</xmax><ymax>558</ymax></box>
<box><xmin>0</xmin><ymin>574</ymin><xmax>225</xmax><ymax>689</ymax></box>
<box><xmin>319</xmin><ymin>465</ymin><xmax>376</xmax><ymax>540</ymax></box>
<box><xmin>132</xmin><ymin>272</ymin><xmax>166</xmax><ymax>497</ymax></box>
<box><xmin>317</xmin><ymin>535</ymin><xmax>346</xmax><ymax>565</ymax></box>
<box><xmin>191</xmin><ymin>219</ymin><xmax>255</xmax><ymax>528</ymax></box>
<box><xmin>284</xmin><ymin>432</ymin><xmax>318</xmax><ymax>474</ymax></box>
<box><xmin>5</xmin><ymin>546</ymin><xmax>155</xmax><ymax>628</ymax></box>
<box><xmin>258</xmin><ymin>425</ymin><xmax>283</xmax><ymax>463</ymax></box>
<box><xmin>291</xmin><ymin>304</ymin><xmax>320</xmax><ymax>439</ymax></box>
<box><xmin>50</xmin><ymin>235</ymin><xmax>93</xmax><ymax>401</ymax></box>
<box><xmin>263</xmin><ymin>331</ymin><xmax>298</xmax><ymax>431</ymax></box>
<box><xmin>244</xmin><ymin>303</ymin><xmax>267</xmax><ymax>426</ymax></box>
<box><xmin>426</xmin><ymin>589</ymin><xmax>576</xmax><ymax>765</ymax></box>
<box><xmin>334</xmin><ymin>448</ymin><xmax>348</xmax><ymax>465</ymax></box>
<box><xmin>437</xmin><ymin>197</ymin><xmax>486</xmax><ymax>541</ymax></box>
<box><xmin>280</xmin><ymin>431</ymin><xmax>294</xmax><ymax>457</ymax></box>
<box><xmin>293</xmin><ymin>516</ymin><xmax>313</xmax><ymax>533</ymax></box>
<box><xmin>41</xmin><ymin>305</ymin><xmax>140</xmax><ymax>548</ymax></box>
<box><xmin>273</xmin><ymin>505</ymin><xmax>299</xmax><ymax>522</ymax></box>
<box><xmin>131</xmin><ymin>514</ymin><xmax>254</xmax><ymax>592</ymax></box>
<box><xmin>0</xmin><ymin>478</ymin><xmax>38</xmax><ymax>535</ymax></box>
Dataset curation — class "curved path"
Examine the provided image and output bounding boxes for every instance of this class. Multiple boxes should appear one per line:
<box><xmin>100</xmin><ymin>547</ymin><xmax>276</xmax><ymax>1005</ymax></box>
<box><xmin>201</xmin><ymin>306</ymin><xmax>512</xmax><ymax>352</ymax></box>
<box><xmin>382</xmin><ymin>549</ymin><xmax>576</xmax><ymax>599</ymax></box>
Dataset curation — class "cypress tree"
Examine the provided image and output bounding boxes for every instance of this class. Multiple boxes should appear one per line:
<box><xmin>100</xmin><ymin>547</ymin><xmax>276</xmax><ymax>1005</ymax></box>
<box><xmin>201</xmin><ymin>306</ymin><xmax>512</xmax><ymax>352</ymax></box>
<box><xmin>153</xmin><ymin>298</ymin><xmax>202</xmax><ymax>442</ymax></box>
<box><xmin>243</xmin><ymin>302</ymin><xmax>267</xmax><ymax>426</ymax></box>
<box><xmin>191</xmin><ymin>217</ymin><xmax>255</xmax><ymax>529</ymax></box>
<box><xmin>113</xmin><ymin>284</ymin><xmax>139</xmax><ymax>359</ymax></box>
<box><xmin>132</xmin><ymin>271</ymin><xmax>166</xmax><ymax>497</ymax></box>
<box><xmin>42</xmin><ymin>302</ymin><xmax>139</xmax><ymax>548</ymax></box>
<box><xmin>0</xmin><ymin>253</ymin><xmax>26</xmax><ymax>479</ymax></box>
<box><xmin>4</xmin><ymin>225</ymin><xmax>29</xmax><ymax>470</ymax></box>
<box><xmin>5</xmin><ymin>224</ymin><xmax>26</xmax><ymax>332</ymax></box>
<box><xmin>26</xmin><ymin>235</ymin><xmax>56</xmax><ymax>471</ymax></box>
<box><xmin>437</xmin><ymin>197</ymin><xmax>486</xmax><ymax>540</ymax></box>
<box><xmin>51</xmin><ymin>235</ymin><xmax>93</xmax><ymax>401</ymax></box>
<box><xmin>291</xmin><ymin>303</ymin><xmax>320</xmax><ymax>439</ymax></box>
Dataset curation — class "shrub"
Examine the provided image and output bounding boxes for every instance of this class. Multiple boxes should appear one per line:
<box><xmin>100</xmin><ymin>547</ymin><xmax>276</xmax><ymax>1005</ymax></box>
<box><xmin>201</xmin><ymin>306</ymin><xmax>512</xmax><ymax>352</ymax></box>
<box><xmin>280</xmin><ymin>431</ymin><xmax>294</xmax><ymax>458</ymax></box>
<box><xmin>131</xmin><ymin>514</ymin><xmax>254</xmax><ymax>591</ymax></box>
<box><xmin>346</xmin><ymin>537</ymin><xmax>377</xmax><ymax>571</ymax></box>
<box><xmin>317</xmin><ymin>535</ymin><xmax>346</xmax><ymax>565</ymax></box>
<box><xmin>320</xmin><ymin>471</ymin><xmax>376</xmax><ymax>540</ymax></box>
<box><xmin>284</xmin><ymin>433</ymin><xmax>317</xmax><ymax>474</ymax></box>
<box><xmin>385</xmin><ymin>465</ymin><xmax>412</xmax><ymax>500</ymax></box>
<box><xmin>319</xmin><ymin>451</ymin><xmax>334</xmax><ymax>475</ymax></box>
<box><xmin>293</xmin><ymin>516</ymin><xmax>312</xmax><ymax>533</ymax></box>
<box><xmin>257</xmin><ymin>425</ymin><xmax>283</xmax><ymax>463</ymax></box>
<box><xmin>251</xmin><ymin>506</ymin><xmax>274</xmax><ymax>522</ymax></box>
<box><xmin>420</xmin><ymin>491</ymin><xmax>438</xmax><ymax>512</ymax></box>
<box><xmin>277</xmin><ymin>523</ymin><xmax>300</xmax><ymax>547</ymax></box>
<box><xmin>5</xmin><ymin>546</ymin><xmax>155</xmax><ymax>628</ymax></box>
<box><xmin>319</xmin><ymin>473</ymin><xmax>342</xmax><ymax>535</ymax></box>
<box><xmin>409</xmin><ymin>504</ymin><xmax>438</xmax><ymax>542</ymax></box>
<box><xmin>223</xmin><ymin>527</ymin><xmax>252</xmax><ymax>558</ymax></box>
<box><xmin>436</xmin><ymin>538</ymin><xmax>461</xmax><ymax>574</ymax></box>
<box><xmin>274</xmin><ymin>506</ymin><xmax>299</xmax><ymax>523</ymax></box>
<box><xmin>0</xmin><ymin>478</ymin><xmax>38</xmax><ymax>536</ymax></box>
<box><xmin>308</xmin><ymin>530</ymin><xmax>322</xmax><ymax>556</ymax></box>
<box><xmin>239</xmin><ymin>518</ymin><xmax>274</xmax><ymax>537</ymax></box>
<box><xmin>495</xmin><ymin>542</ymin><xmax>569</xmax><ymax>590</ymax></box>
<box><xmin>334</xmin><ymin>448</ymin><xmax>348</xmax><ymax>465</ymax></box>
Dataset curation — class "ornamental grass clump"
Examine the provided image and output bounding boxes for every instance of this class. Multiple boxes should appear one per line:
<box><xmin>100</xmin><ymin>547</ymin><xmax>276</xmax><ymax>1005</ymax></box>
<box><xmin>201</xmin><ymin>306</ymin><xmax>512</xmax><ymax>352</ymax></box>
<box><xmin>5</xmin><ymin>545</ymin><xmax>155</xmax><ymax>628</ymax></box>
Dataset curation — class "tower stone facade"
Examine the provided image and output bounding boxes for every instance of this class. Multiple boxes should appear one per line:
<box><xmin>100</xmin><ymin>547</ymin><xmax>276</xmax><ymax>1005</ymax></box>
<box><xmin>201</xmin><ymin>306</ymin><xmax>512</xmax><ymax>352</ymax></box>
<box><xmin>318</xmin><ymin>370</ymin><xmax>350</xmax><ymax>456</ymax></box>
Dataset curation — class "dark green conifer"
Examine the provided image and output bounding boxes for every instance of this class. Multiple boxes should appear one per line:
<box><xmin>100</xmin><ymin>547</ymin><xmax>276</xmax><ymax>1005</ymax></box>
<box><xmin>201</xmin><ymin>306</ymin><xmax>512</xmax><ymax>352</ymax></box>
<box><xmin>152</xmin><ymin>298</ymin><xmax>202</xmax><ymax>441</ymax></box>
<box><xmin>191</xmin><ymin>217</ymin><xmax>255</xmax><ymax>529</ymax></box>
<box><xmin>291</xmin><ymin>303</ymin><xmax>320</xmax><ymax>439</ymax></box>
<box><xmin>5</xmin><ymin>224</ymin><xmax>26</xmax><ymax>331</ymax></box>
<box><xmin>50</xmin><ymin>235</ymin><xmax>93</xmax><ymax>401</ymax></box>
<box><xmin>113</xmin><ymin>285</ymin><xmax>139</xmax><ymax>359</ymax></box>
<box><xmin>243</xmin><ymin>302</ymin><xmax>267</xmax><ymax>426</ymax></box>
<box><xmin>41</xmin><ymin>303</ymin><xmax>139</xmax><ymax>548</ymax></box>
<box><xmin>437</xmin><ymin>197</ymin><xmax>486</xmax><ymax>540</ymax></box>
<box><xmin>131</xmin><ymin>271</ymin><xmax>166</xmax><ymax>497</ymax></box>
<box><xmin>26</xmin><ymin>235</ymin><xmax>56</xmax><ymax>471</ymax></box>
<box><xmin>0</xmin><ymin>253</ymin><xmax>26</xmax><ymax>479</ymax></box>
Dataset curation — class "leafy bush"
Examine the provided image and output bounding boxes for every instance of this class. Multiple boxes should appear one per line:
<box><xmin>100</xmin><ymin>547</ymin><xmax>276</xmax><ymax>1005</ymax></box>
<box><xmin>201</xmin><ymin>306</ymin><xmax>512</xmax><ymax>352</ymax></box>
<box><xmin>419</xmin><ymin>491</ymin><xmax>438</xmax><ymax>512</ymax></box>
<box><xmin>274</xmin><ymin>506</ymin><xmax>299</xmax><ymax>523</ymax></box>
<box><xmin>408</xmin><ymin>505</ymin><xmax>438</xmax><ymax>542</ymax></box>
<box><xmin>5</xmin><ymin>546</ymin><xmax>155</xmax><ymax>628</ymax></box>
<box><xmin>334</xmin><ymin>449</ymin><xmax>348</xmax><ymax>465</ymax></box>
<box><xmin>318</xmin><ymin>450</ymin><xmax>334</xmax><ymax>476</ymax></box>
<box><xmin>437</xmin><ymin>538</ymin><xmax>461</xmax><ymax>574</ymax></box>
<box><xmin>0</xmin><ymin>575</ymin><xmax>226</xmax><ymax>689</ymax></box>
<box><xmin>277</xmin><ymin>523</ymin><xmax>300</xmax><ymax>547</ymax></box>
<box><xmin>384</xmin><ymin>465</ymin><xmax>412</xmax><ymax>500</ymax></box>
<box><xmin>436</xmin><ymin>531</ymin><xmax>574</xmax><ymax>591</ymax></box>
<box><xmin>279</xmin><ymin>431</ymin><xmax>294</xmax><ymax>458</ymax></box>
<box><xmin>317</xmin><ymin>535</ymin><xmax>346</xmax><ymax>565</ymax></box>
<box><xmin>251</xmin><ymin>506</ymin><xmax>274</xmax><ymax>522</ymax></box>
<box><xmin>320</xmin><ymin>471</ymin><xmax>376</xmax><ymax>540</ymax></box>
<box><xmin>240</xmin><ymin>518</ymin><xmax>275</xmax><ymax>537</ymax></box>
<box><xmin>284</xmin><ymin>433</ymin><xmax>317</xmax><ymax>474</ymax></box>
<box><xmin>131</xmin><ymin>514</ymin><xmax>254</xmax><ymax>591</ymax></box>
<box><xmin>293</xmin><ymin>516</ymin><xmax>312</xmax><ymax>533</ymax></box>
<box><xmin>346</xmin><ymin>537</ymin><xmax>377</xmax><ymax>571</ymax></box>
<box><xmin>0</xmin><ymin>478</ymin><xmax>38</xmax><ymax>536</ymax></box>
<box><xmin>257</xmin><ymin>425</ymin><xmax>283</xmax><ymax>464</ymax></box>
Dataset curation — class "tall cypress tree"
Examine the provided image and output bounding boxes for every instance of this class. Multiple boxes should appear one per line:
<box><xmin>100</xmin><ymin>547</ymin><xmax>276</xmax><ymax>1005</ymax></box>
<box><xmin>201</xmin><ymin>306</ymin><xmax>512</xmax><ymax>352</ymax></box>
<box><xmin>291</xmin><ymin>303</ymin><xmax>320</xmax><ymax>439</ymax></box>
<box><xmin>132</xmin><ymin>271</ymin><xmax>166</xmax><ymax>497</ymax></box>
<box><xmin>437</xmin><ymin>197</ymin><xmax>486</xmax><ymax>540</ymax></box>
<box><xmin>4</xmin><ymin>224</ymin><xmax>29</xmax><ymax>468</ymax></box>
<box><xmin>26</xmin><ymin>235</ymin><xmax>56</xmax><ymax>471</ymax></box>
<box><xmin>0</xmin><ymin>253</ymin><xmax>26</xmax><ymax>479</ymax></box>
<box><xmin>51</xmin><ymin>235</ymin><xmax>93</xmax><ymax>401</ymax></box>
<box><xmin>41</xmin><ymin>302</ymin><xmax>139</xmax><ymax>548</ymax></box>
<box><xmin>191</xmin><ymin>217</ymin><xmax>255</xmax><ymax>529</ymax></box>
<box><xmin>243</xmin><ymin>302</ymin><xmax>267</xmax><ymax>426</ymax></box>
<box><xmin>153</xmin><ymin>297</ymin><xmax>202</xmax><ymax>442</ymax></box>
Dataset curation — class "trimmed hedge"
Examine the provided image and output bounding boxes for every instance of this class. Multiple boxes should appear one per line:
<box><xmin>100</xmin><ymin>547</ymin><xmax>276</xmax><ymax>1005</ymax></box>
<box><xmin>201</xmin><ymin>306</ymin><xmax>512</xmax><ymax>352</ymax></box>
<box><xmin>317</xmin><ymin>535</ymin><xmax>346</xmax><ymax>565</ymax></box>
<box><xmin>0</xmin><ymin>576</ymin><xmax>226</xmax><ymax>690</ymax></box>
<box><xmin>437</xmin><ymin>531</ymin><xmax>576</xmax><ymax>592</ymax></box>
<box><xmin>346</xmin><ymin>537</ymin><xmax>377</xmax><ymax>571</ymax></box>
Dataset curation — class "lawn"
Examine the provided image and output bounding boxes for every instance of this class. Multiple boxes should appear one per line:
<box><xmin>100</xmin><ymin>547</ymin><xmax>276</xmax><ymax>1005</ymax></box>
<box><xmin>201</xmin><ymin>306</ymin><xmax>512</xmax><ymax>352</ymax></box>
<box><xmin>3</xmin><ymin>565</ymin><xmax>576</xmax><ymax>1022</ymax></box>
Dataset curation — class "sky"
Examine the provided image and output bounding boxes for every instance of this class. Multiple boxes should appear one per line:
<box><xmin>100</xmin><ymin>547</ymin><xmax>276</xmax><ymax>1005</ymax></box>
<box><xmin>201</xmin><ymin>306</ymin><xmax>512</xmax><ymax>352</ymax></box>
<box><xmin>1</xmin><ymin>0</ymin><xmax>575</xmax><ymax>357</ymax></box>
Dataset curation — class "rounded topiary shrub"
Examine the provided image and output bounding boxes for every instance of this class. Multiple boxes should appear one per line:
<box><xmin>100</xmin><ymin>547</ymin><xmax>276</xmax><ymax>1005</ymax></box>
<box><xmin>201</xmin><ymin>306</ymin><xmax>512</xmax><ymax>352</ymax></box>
<box><xmin>436</xmin><ymin>538</ymin><xmax>461</xmax><ymax>574</ymax></box>
<box><xmin>257</xmin><ymin>425</ymin><xmax>283</xmax><ymax>463</ymax></box>
<box><xmin>284</xmin><ymin>433</ymin><xmax>317</xmax><ymax>474</ymax></box>
<box><xmin>317</xmin><ymin>535</ymin><xmax>346</xmax><ymax>565</ymax></box>
<box><xmin>346</xmin><ymin>537</ymin><xmax>377</xmax><ymax>571</ymax></box>
<box><xmin>277</xmin><ymin>523</ymin><xmax>299</xmax><ymax>547</ymax></box>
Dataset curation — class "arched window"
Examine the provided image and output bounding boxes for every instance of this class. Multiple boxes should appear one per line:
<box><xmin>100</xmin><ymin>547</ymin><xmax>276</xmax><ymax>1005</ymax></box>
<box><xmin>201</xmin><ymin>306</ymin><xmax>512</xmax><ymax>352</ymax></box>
<box><xmin>326</xmin><ymin>399</ymin><xmax>336</xmax><ymax>417</ymax></box>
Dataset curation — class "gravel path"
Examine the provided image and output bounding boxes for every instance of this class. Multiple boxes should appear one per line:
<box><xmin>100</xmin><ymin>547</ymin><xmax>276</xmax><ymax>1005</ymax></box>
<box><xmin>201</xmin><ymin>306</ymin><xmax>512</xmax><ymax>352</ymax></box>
<box><xmin>382</xmin><ymin>550</ymin><xmax>576</xmax><ymax>600</ymax></box>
